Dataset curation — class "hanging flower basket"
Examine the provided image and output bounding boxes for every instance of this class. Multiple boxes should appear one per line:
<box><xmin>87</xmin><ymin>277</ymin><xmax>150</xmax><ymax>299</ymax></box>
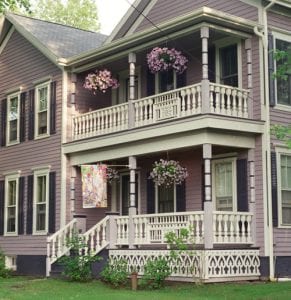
<box><xmin>106</xmin><ymin>167</ymin><xmax>119</xmax><ymax>184</ymax></box>
<box><xmin>149</xmin><ymin>159</ymin><xmax>188</xmax><ymax>187</ymax></box>
<box><xmin>147</xmin><ymin>47</ymin><xmax>188</xmax><ymax>74</ymax></box>
<box><xmin>83</xmin><ymin>69</ymin><xmax>119</xmax><ymax>94</ymax></box>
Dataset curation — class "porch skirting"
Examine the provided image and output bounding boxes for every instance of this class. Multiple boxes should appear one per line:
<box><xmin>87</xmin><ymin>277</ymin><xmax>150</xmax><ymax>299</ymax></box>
<box><xmin>109</xmin><ymin>249</ymin><xmax>260</xmax><ymax>282</ymax></box>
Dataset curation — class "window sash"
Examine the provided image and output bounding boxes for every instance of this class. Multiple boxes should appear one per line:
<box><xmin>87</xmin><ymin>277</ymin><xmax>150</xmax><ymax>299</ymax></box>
<box><xmin>220</xmin><ymin>44</ymin><xmax>238</xmax><ymax>87</ymax></box>
<box><xmin>280</xmin><ymin>154</ymin><xmax>291</xmax><ymax>225</ymax></box>
<box><xmin>155</xmin><ymin>184</ymin><xmax>176</xmax><ymax>213</ymax></box>
<box><xmin>7</xmin><ymin>94</ymin><xmax>20</xmax><ymax>143</ymax></box>
<box><xmin>5</xmin><ymin>177</ymin><xmax>18</xmax><ymax>235</ymax></box>
<box><xmin>35</xmin><ymin>83</ymin><xmax>50</xmax><ymax>137</ymax></box>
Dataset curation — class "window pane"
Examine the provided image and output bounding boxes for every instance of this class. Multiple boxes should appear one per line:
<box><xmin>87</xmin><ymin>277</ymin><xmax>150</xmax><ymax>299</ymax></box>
<box><xmin>9</xmin><ymin>120</ymin><xmax>17</xmax><ymax>142</ymax></box>
<box><xmin>38</xmin><ymin>87</ymin><xmax>48</xmax><ymax>111</ymax></box>
<box><xmin>220</xmin><ymin>45</ymin><xmax>238</xmax><ymax>87</ymax></box>
<box><xmin>8</xmin><ymin>180</ymin><xmax>16</xmax><ymax>206</ymax></box>
<box><xmin>36</xmin><ymin>203</ymin><xmax>46</xmax><ymax>231</ymax></box>
<box><xmin>37</xmin><ymin>176</ymin><xmax>46</xmax><ymax>203</ymax></box>
<box><xmin>7</xmin><ymin>207</ymin><xmax>16</xmax><ymax>232</ymax></box>
<box><xmin>282</xmin><ymin>190</ymin><xmax>291</xmax><ymax>224</ymax></box>
<box><xmin>276</xmin><ymin>39</ymin><xmax>291</xmax><ymax>105</ymax></box>
<box><xmin>9</xmin><ymin>97</ymin><xmax>18</xmax><ymax>121</ymax></box>
<box><xmin>158</xmin><ymin>185</ymin><xmax>174</xmax><ymax>213</ymax></box>
<box><xmin>160</xmin><ymin>70</ymin><xmax>174</xmax><ymax>92</ymax></box>
<box><xmin>38</xmin><ymin>111</ymin><xmax>47</xmax><ymax>135</ymax></box>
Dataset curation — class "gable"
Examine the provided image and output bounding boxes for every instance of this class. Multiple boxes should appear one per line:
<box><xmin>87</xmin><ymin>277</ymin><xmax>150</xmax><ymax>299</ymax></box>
<box><xmin>113</xmin><ymin>0</ymin><xmax>259</xmax><ymax>39</ymax></box>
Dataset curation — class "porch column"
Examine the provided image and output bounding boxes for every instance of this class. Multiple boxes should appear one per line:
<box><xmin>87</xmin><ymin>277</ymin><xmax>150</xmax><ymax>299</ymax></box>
<box><xmin>200</xmin><ymin>26</ymin><xmax>210</xmax><ymax>114</ymax></box>
<box><xmin>203</xmin><ymin>143</ymin><xmax>213</xmax><ymax>249</ymax></box>
<box><xmin>248</xmin><ymin>149</ymin><xmax>256</xmax><ymax>244</ymax></box>
<box><xmin>245</xmin><ymin>38</ymin><xmax>253</xmax><ymax>118</ymax></box>
<box><xmin>128</xmin><ymin>156</ymin><xmax>137</xmax><ymax>249</ymax></box>
<box><xmin>70</xmin><ymin>166</ymin><xmax>77</xmax><ymax>218</ymax></box>
<box><xmin>128</xmin><ymin>52</ymin><xmax>136</xmax><ymax>129</ymax></box>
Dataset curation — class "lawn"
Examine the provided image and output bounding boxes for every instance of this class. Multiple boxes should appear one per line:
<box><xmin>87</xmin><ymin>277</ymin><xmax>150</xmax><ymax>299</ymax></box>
<box><xmin>0</xmin><ymin>277</ymin><xmax>291</xmax><ymax>300</ymax></box>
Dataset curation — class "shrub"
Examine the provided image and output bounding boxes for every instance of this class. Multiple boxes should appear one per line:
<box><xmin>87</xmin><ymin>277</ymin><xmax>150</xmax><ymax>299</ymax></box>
<box><xmin>101</xmin><ymin>259</ymin><xmax>129</xmax><ymax>287</ymax></box>
<box><xmin>0</xmin><ymin>250</ymin><xmax>11</xmax><ymax>278</ymax></box>
<box><xmin>58</xmin><ymin>234</ymin><xmax>101</xmax><ymax>282</ymax></box>
<box><xmin>139</xmin><ymin>258</ymin><xmax>171</xmax><ymax>289</ymax></box>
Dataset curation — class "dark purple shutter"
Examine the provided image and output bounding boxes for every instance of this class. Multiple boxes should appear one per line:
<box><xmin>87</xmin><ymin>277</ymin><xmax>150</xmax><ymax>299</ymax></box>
<box><xmin>268</xmin><ymin>34</ymin><xmax>276</xmax><ymax>107</ymax></box>
<box><xmin>0</xmin><ymin>180</ymin><xmax>4</xmax><ymax>236</ymax></box>
<box><xmin>49</xmin><ymin>172</ymin><xmax>56</xmax><ymax>233</ymax></box>
<box><xmin>26</xmin><ymin>175</ymin><xmax>33</xmax><ymax>234</ymax></box>
<box><xmin>147</xmin><ymin>70</ymin><xmax>155</xmax><ymax>96</ymax></box>
<box><xmin>20</xmin><ymin>92</ymin><xmax>26</xmax><ymax>142</ymax></box>
<box><xmin>50</xmin><ymin>81</ymin><xmax>56</xmax><ymax>134</ymax></box>
<box><xmin>147</xmin><ymin>173</ymin><xmax>155</xmax><ymax>213</ymax></box>
<box><xmin>177</xmin><ymin>72</ymin><xmax>187</xmax><ymax>89</ymax></box>
<box><xmin>237</xmin><ymin>159</ymin><xmax>248</xmax><ymax>212</ymax></box>
<box><xmin>271</xmin><ymin>152</ymin><xmax>278</xmax><ymax>227</ymax></box>
<box><xmin>18</xmin><ymin>177</ymin><xmax>25</xmax><ymax>235</ymax></box>
<box><xmin>1</xmin><ymin>99</ymin><xmax>7</xmax><ymax>147</ymax></box>
<box><xmin>176</xmin><ymin>181</ymin><xmax>186</xmax><ymax>212</ymax></box>
<box><xmin>28</xmin><ymin>90</ymin><xmax>35</xmax><ymax>140</ymax></box>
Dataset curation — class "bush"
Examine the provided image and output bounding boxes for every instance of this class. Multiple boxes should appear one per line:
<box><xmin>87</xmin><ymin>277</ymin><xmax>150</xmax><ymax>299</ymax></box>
<box><xmin>101</xmin><ymin>259</ymin><xmax>129</xmax><ymax>287</ymax></box>
<box><xmin>58</xmin><ymin>234</ymin><xmax>101</xmax><ymax>282</ymax></box>
<box><xmin>0</xmin><ymin>250</ymin><xmax>11</xmax><ymax>278</ymax></box>
<box><xmin>139</xmin><ymin>258</ymin><xmax>171</xmax><ymax>289</ymax></box>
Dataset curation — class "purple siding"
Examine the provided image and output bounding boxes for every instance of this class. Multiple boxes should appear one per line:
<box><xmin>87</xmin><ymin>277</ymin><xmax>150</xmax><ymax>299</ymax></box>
<box><xmin>0</xmin><ymin>30</ymin><xmax>62</xmax><ymax>255</ymax></box>
<box><xmin>135</xmin><ymin>0</ymin><xmax>258</xmax><ymax>33</ymax></box>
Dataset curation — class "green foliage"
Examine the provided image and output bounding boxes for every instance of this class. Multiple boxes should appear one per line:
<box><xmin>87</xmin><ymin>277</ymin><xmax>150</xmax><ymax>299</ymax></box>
<box><xmin>0</xmin><ymin>250</ymin><xmax>11</xmax><ymax>278</ymax></box>
<box><xmin>139</xmin><ymin>258</ymin><xmax>171</xmax><ymax>289</ymax></box>
<box><xmin>101</xmin><ymin>259</ymin><xmax>129</xmax><ymax>287</ymax></box>
<box><xmin>271</xmin><ymin>124</ymin><xmax>291</xmax><ymax>148</ymax></box>
<box><xmin>58</xmin><ymin>234</ymin><xmax>101</xmax><ymax>282</ymax></box>
<box><xmin>272</xmin><ymin>49</ymin><xmax>291</xmax><ymax>80</ymax></box>
<box><xmin>0</xmin><ymin>0</ymin><xmax>31</xmax><ymax>14</ymax></box>
<box><xmin>31</xmin><ymin>0</ymin><xmax>100</xmax><ymax>31</ymax></box>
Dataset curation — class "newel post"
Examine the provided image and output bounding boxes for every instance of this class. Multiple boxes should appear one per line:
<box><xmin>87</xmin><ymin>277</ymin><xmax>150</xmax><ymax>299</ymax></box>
<box><xmin>203</xmin><ymin>144</ymin><xmax>213</xmax><ymax>249</ymax></box>
<box><xmin>128</xmin><ymin>52</ymin><xmax>136</xmax><ymax>129</ymax></box>
<box><xmin>200</xmin><ymin>26</ymin><xmax>210</xmax><ymax>114</ymax></box>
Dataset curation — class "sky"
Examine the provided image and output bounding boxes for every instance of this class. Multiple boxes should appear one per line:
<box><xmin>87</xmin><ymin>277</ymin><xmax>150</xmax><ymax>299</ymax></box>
<box><xmin>96</xmin><ymin>0</ymin><xmax>135</xmax><ymax>35</ymax></box>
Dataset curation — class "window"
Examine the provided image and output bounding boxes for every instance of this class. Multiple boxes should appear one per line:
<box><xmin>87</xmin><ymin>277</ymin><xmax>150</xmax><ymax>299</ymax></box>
<box><xmin>155</xmin><ymin>70</ymin><xmax>177</xmax><ymax>93</ymax></box>
<box><xmin>33</xmin><ymin>169</ymin><xmax>49</xmax><ymax>233</ymax></box>
<box><xmin>275</xmin><ymin>39</ymin><xmax>291</xmax><ymax>106</ymax></box>
<box><xmin>35</xmin><ymin>82</ymin><xmax>50</xmax><ymax>137</ymax></box>
<box><xmin>155</xmin><ymin>184</ymin><xmax>176</xmax><ymax>213</ymax></box>
<box><xmin>7</xmin><ymin>93</ymin><xmax>20</xmax><ymax>145</ymax></box>
<box><xmin>212</xmin><ymin>159</ymin><xmax>236</xmax><ymax>211</ymax></box>
<box><xmin>279</xmin><ymin>154</ymin><xmax>291</xmax><ymax>225</ymax></box>
<box><xmin>4</xmin><ymin>174</ymin><xmax>19</xmax><ymax>235</ymax></box>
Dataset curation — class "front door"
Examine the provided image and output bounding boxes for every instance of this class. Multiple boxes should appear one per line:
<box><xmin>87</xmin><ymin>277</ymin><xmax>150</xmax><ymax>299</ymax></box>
<box><xmin>120</xmin><ymin>173</ymin><xmax>138</xmax><ymax>216</ymax></box>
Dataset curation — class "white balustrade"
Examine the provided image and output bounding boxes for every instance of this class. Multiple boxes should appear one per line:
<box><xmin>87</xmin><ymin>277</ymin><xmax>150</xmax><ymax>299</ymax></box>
<box><xmin>132</xmin><ymin>211</ymin><xmax>204</xmax><ymax>245</ymax></box>
<box><xmin>213</xmin><ymin>211</ymin><xmax>253</xmax><ymax>244</ymax></box>
<box><xmin>115</xmin><ymin>216</ymin><xmax>129</xmax><ymax>245</ymax></box>
<box><xmin>209</xmin><ymin>83</ymin><xmax>249</xmax><ymax>118</ymax></box>
<box><xmin>46</xmin><ymin>219</ymin><xmax>77</xmax><ymax>276</ymax></box>
<box><xmin>82</xmin><ymin>216</ymin><xmax>109</xmax><ymax>256</ymax></box>
<box><xmin>73</xmin><ymin>103</ymin><xmax>128</xmax><ymax>140</ymax></box>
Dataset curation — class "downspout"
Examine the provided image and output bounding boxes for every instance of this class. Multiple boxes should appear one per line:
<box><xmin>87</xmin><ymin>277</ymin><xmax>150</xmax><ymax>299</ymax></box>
<box><xmin>254</xmin><ymin>0</ymin><xmax>276</xmax><ymax>281</ymax></box>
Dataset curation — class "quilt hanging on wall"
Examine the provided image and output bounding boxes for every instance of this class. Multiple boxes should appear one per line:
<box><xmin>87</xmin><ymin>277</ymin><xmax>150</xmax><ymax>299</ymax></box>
<box><xmin>81</xmin><ymin>165</ymin><xmax>107</xmax><ymax>208</ymax></box>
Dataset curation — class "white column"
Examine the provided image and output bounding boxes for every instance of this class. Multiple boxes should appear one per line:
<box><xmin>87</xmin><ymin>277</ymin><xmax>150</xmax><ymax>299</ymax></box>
<box><xmin>248</xmin><ymin>149</ymin><xmax>256</xmax><ymax>245</ymax></box>
<box><xmin>128</xmin><ymin>156</ymin><xmax>137</xmax><ymax>249</ymax></box>
<box><xmin>128</xmin><ymin>53</ymin><xmax>136</xmax><ymax>129</ymax></box>
<box><xmin>70</xmin><ymin>166</ymin><xmax>77</xmax><ymax>218</ymax></box>
<box><xmin>200</xmin><ymin>27</ymin><xmax>210</xmax><ymax>114</ymax></box>
<box><xmin>245</xmin><ymin>38</ymin><xmax>253</xmax><ymax>118</ymax></box>
<box><xmin>203</xmin><ymin>144</ymin><xmax>213</xmax><ymax>249</ymax></box>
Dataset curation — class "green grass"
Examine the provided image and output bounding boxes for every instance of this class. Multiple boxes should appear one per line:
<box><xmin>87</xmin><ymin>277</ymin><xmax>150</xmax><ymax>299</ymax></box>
<box><xmin>0</xmin><ymin>277</ymin><xmax>291</xmax><ymax>300</ymax></box>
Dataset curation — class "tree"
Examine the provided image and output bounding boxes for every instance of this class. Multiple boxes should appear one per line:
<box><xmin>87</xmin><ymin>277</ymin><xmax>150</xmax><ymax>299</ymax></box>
<box><xmin>31</xmin><ymin>0</ymin><xmax>100</xmax><ymax>31</ymax></box>
<box><xmin>0</xmin><ymin>0</ymin><xmax>31</xmax><ymax>14</ymax></box>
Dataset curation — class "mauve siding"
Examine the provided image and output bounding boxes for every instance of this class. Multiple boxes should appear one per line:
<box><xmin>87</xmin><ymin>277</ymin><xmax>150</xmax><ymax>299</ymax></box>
<box><xmin>268</xmin><ymin>10</ymin><xmax>291</xmax><ymax>256</ymax></box>
<box><xmin>135</xmin><ymin>0</ymin><xmax>258</xmax><ymax>33</ymax></box>
<box><xmin>0</xmin><ymin>30</ymin><xmax>62</xmax><ymax>255</ymax></box>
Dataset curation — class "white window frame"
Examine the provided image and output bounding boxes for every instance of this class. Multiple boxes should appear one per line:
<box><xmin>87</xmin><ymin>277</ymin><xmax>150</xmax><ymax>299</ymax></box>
<box><xmin>276</xmin><ymin>147</ymin><xmax>291</xmax><ymax>227</ymax></box>
<box><xmin>212</xmin><ymin>157</ymin><xmax>237</xmax><ymax>211</ymax></box>
<box><xmin>214</xmin><ymin>37</ymin><xmax>242</xmax><ymax>88</ymax></box>
<box><xmin>4</xmin><ymin>173</ymin><xmax>19</xmax><ymax>236</ymax></box>
<box><xmin>35</xmin><ymin>82</ymin><xmax>50</xmax><ymax>139</ymax></box>
<box><xmin>33</xmin><ymin>168</ymin><xmax>49</xmax><ymax>235</ymax></box>
<box><xmin>273</xmin><ymin>32</ymin><xmax>291</xmax><ymax>111</ymax></box>
<box><xmin>6</xmin><ymin>92</ymin><xmax>20</xmax><ymax>146</ymax></box>
<box><xmin>155</xmin><ymin>184</ymin><xmax>177</xmax><ymax>213</ymax></box>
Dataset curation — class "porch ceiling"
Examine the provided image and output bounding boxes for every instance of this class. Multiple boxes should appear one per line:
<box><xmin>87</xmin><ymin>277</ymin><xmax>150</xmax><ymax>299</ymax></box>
<box><xmin>64</xmin><ymin>115</ymin><xmax>264</xmax><ymax>165</ymax></box>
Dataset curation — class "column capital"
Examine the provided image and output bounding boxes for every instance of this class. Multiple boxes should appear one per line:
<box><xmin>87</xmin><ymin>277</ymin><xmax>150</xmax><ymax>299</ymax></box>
<box><xmin>203</xmin><ymin>144</ymin><xmax>212</xmax><ymax>159</ymax></box>
<box><xmin>200</xmin><ymin>26</ymin><xmax>209</xmax><ymax>38</ymax></box>
<box><xmin>128</xmin><ymin>52</ymin><xmax>136</xmax><ymax>63</ymax></box>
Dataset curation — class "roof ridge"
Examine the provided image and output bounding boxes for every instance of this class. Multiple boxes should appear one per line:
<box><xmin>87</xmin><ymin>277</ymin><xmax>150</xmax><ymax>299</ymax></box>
<box><xmin>6</xmin><ymin>12</ymin><xmax>107</xmax><ymax>36</ymax></box>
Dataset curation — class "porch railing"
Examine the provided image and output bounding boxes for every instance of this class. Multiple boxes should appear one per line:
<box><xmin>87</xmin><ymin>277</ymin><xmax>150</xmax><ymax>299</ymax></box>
<box><xmin>72</xmin><ymin>82</ymin><xmax>249</xmax><ymax>140</ymax></box>
<box><xmin>213</xmin><ymin>211</ymin><xmax>253</xmax><ymax>244</ymax></box>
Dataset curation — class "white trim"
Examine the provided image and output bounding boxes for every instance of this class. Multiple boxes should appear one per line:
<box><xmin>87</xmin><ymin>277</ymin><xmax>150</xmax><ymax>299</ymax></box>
<box><xmin>154</xmin><ymin>184</ymin><xmax>177</xmax><ymax>214</ymax></box>
<box><xmin>31</xmin><ymin>165</ymin><xmax>51</xmax><ymax>172</ymax></box>
<box><xmin>212</xmin><ymin>157</ymin><xmax>237</xmax><ymax>211</ymax></box>
<box><xmin>0</xmin><ymin>27</ymin><xmax>14</xmax><ymax>55</ymax></box>
<box><xmin>6</xmin><ymin>92</ymin><xmax>20</xmax><ymax>146</ymax></box>
<box><xmin>34</xmin><ymin>81</ymin><xmax>51</xmax><ymax>139</ymax></box>
<box><xmin>33</xmin><ymin>168</ymin><xmax>49</xmax><ymax>235</ymax></box>
<box><xmin>214</xmin><ymin>37</ymin><xmax>243</xmax><ymax>88</ymax></box>
<box><xmin>4</xmin><ymin>173</ymin><xmax>20</xmax><ymax>236</ymax></box>
<box><xmin>275</xmin><ymin>147</ymin><xmax>291</xmax><ymax>228</ymax></box>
